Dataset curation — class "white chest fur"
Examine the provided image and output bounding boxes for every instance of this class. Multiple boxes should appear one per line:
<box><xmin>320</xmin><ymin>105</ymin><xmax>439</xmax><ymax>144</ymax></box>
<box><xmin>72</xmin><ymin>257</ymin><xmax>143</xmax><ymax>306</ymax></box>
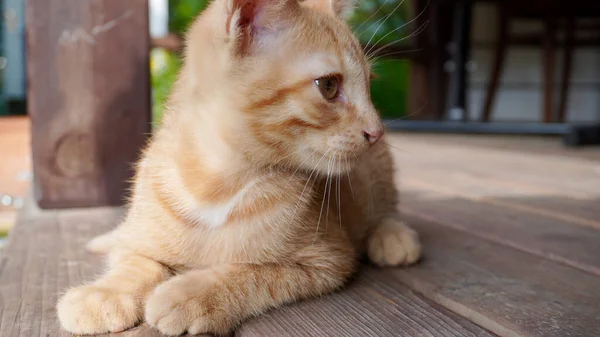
<box><xmin>180</xmin><ymin>178</ymin><xmax>258</xmax><ymax>229</ymax></box>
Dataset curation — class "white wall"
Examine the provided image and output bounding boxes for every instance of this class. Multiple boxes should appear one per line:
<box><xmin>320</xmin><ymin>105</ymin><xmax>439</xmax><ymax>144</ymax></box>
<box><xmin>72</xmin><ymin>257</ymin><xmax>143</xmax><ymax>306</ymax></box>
<box><xmin>149</xmin><ymin>0</ymin><xmax>169</xmax><ymax>38</ymax></box>
<box><xmin>468</xmin><ymin>3</ymin><xmax>600</xmax><ymax>123</ymax></box>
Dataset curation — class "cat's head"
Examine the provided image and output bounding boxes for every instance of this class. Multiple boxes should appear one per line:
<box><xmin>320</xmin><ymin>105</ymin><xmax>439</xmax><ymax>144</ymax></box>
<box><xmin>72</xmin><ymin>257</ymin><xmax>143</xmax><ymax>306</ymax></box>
<box><xmin>182</xmin><ymin>0</ymin><xmax>383</xmax><ymax>175</ymax></box>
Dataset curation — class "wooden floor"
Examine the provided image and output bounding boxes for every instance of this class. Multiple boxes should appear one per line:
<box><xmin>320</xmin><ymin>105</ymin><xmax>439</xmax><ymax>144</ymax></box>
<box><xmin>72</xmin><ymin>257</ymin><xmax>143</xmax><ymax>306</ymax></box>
<box><xmin>1</xmin><ymin>134</ymin><xmax>599</xmax><ymax>336</ymax></box>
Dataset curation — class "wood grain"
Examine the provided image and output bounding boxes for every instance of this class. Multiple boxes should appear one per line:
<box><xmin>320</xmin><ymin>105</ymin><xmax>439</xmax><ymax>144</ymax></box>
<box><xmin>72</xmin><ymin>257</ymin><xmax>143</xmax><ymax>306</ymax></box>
<box><xmin>0</xmin><ymin>200</ymin><xmax>493</xmax><ymax>337</ymax></box>
<box><xmin>394</xmin><ymin>215</ymin><xmax>600</xmax><ymax>337</ymax></box>
<box><xmin>26</xmin><ymin>0</ymin><xmax>151</xmax><ymax>209</ymax></box>
<box><xmin>238</xmin><ymin>268</ymin><xmax>495</xmax><ymax>337</ymax></box>
<box><xmin>401</xmin><ymin>192</ymin><xmax>600</xmax><ymax>275</ymax></box>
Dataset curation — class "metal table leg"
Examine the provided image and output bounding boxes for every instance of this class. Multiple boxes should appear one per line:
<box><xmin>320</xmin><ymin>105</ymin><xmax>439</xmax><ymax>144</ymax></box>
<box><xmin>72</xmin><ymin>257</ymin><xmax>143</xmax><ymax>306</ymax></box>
<box><xmin>447</xmin><ymin>0</ymin><xmax>473</xmax><ymax>122</ymax></box>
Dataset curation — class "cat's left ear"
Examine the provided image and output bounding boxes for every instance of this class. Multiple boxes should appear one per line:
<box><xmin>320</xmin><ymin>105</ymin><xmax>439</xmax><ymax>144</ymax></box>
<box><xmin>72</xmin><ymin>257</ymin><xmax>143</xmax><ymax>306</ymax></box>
<box><xmin>226</xmin><ymin>0</ymin><xmax>299</xmax><ymax>56</ymax></box>
<box><xmin>299</xmin><ymin>0</ymin><xmax>355</xmax><ymax>20</ymax></box>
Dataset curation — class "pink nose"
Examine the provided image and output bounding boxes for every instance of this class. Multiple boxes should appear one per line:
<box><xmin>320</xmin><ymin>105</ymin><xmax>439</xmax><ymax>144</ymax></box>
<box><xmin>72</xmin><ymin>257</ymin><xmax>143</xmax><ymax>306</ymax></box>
<box><xmin>363</xmin><ymin>127</ymin><xmax>384</xmax><ymax>145</ymax></box>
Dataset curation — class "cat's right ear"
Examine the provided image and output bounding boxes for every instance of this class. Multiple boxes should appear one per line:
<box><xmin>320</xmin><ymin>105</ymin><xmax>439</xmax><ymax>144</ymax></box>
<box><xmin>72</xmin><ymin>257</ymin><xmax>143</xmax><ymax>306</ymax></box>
<box><xmin>225</xmin><ymin>0</ymin><xmax>298</xmax><ymax>56</ymax></box>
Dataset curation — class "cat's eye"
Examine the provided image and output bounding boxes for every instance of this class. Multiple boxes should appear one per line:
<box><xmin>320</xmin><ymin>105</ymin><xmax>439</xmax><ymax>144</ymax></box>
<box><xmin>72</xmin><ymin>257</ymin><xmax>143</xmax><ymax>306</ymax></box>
<box><xmin>315</xmin><ymin>76</ymin><xmax>340</xmax><ymax>100</ymax></box>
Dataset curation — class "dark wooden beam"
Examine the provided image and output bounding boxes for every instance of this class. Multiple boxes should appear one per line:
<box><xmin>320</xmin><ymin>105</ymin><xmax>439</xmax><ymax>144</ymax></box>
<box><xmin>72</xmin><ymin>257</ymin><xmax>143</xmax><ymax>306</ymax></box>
<box><xmin>27</xmin><ymin>0</ymin><xmax>151</xmax><ymax>209</ymax></box>
<box><xmin>152</xmin><ymin>33</ymin><xmax>185</xmax><ymax>54</ymax></box>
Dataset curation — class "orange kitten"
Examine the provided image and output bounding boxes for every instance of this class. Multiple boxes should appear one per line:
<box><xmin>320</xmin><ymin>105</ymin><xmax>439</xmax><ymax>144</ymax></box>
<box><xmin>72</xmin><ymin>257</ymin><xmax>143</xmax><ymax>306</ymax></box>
<box><xmin>56</xmin><ymin>0</ymin><xmax>421</xmax><ymax>335</ymax></box>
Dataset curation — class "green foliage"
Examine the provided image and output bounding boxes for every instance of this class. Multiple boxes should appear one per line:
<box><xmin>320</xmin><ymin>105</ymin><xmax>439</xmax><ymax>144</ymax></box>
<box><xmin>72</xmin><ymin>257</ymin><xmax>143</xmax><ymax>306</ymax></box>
<box><xmin>151</xmin><ymin>49</ymin><xmax>182</xmax><ymax>124</ymax></box>
<box><xmin>370</xmin><ymin>60</ymin><xmax>409</xmax><ymax>118</ymax></box>
<box><xmin>168</xmin><ymin>0</ymin><xmax>209</xmax><ymax>35</ymax></box>
<box><xmin>349</xmin><ymin>0</ymin><xmax>412</xmax><ymax>46</ymax></box>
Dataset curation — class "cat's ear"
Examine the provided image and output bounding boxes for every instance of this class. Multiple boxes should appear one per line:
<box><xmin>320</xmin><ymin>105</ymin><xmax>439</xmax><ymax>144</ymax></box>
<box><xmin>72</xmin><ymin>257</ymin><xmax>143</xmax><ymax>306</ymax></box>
<box><xmin>299</xmin><ymin>0</ymin><xmax>355</xmax><ymax>19</ymax></box>
<box><xmin>226</xmin><ymin>0</ymin><xmax>299</xmax><ymax>56</ymax></box>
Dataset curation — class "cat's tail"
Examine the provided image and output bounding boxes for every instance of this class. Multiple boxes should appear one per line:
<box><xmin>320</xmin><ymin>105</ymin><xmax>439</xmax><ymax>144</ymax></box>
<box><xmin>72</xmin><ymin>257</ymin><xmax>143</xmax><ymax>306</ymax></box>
<box><xmin>86</xmin><ymin>232</ymin><xmax>119</xmax><ymax>254</ymax></box>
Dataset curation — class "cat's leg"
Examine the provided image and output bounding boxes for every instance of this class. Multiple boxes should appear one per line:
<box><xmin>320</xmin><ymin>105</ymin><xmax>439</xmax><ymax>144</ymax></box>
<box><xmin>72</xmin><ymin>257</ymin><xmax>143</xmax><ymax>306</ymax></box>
<box><xmin>57</xmin><ymin>251</ymin><xmax>171</xmax><ymax>334</ymax></box>
<box><xmin>362</xmin><ymin>143</ymin><xmax>422</xmax><ymax>267</ymax></box>
<box><xmin>145</xmin><ymin>242</ymin><xmax>355</xmax><ymax>336</ymax></box>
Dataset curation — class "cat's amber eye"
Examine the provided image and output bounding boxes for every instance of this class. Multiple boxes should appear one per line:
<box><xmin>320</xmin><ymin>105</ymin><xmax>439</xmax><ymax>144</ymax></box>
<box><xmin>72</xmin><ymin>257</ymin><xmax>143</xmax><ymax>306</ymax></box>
<box><xmin>315</xmin><ymin>76</ymin><xmax>340</xmax><ymax>100</ymax></box>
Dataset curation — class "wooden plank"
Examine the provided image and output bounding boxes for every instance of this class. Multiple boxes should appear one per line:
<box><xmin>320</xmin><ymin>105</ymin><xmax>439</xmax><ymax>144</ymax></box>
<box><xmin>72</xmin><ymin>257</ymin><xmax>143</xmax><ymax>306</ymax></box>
<box><xmin>402</xmin><ymin>171</ymin><xmax>600</xmax><ymax>226</ymax></box>
<box><xmin>26</xmin><ymin>0</ymin><xmax>151</xmax><ymax>209</ymax></box>
<box><xmin>388</xmin><ymin>134</ymin><xmax>600</xmax><ymax>201</ymax></box>
<box><xmin>0</xmin><ymin>201</ymin><xmax>494</xmax><ymax>336</ymax></box>
<box><xmin>238</xmin><ymin>268</ymin><xmax>496</xmax><ymax>337</ymax></box>
<box><xmin>386</xmin><ymin>133</ymin><xmax>600</xmax><ymax>162</ymax></box>
<box><xmin>393</xmin><ymin>144</ymin><xmax>600</xmax><ymax>197</ymax></box>
<box><xmin>394</xmin><ymin>215</ymin><xmax>600</xmax><ymax>337</ymax></box>
<box><xmin>401</xmin><ymin>191</ymin><xmax>600</xmax><ymax>275</ymax></box>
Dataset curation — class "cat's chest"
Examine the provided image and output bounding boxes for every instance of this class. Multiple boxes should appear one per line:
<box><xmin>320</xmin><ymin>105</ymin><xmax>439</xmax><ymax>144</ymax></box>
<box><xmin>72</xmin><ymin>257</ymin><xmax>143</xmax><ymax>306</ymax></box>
<box><xmin>180</xmin><ymin>177</ymin><xmax>260</xmax><ymax>229</ymax></box>
<box><xmin>169</xmin><ymin>217</ymin><xmax>296</xmax><ymax>266</ymax></box>
<box><xmin>187</xmin><ymin>195</ymin><xmax>245</xmax><ymax>228</ymax></box>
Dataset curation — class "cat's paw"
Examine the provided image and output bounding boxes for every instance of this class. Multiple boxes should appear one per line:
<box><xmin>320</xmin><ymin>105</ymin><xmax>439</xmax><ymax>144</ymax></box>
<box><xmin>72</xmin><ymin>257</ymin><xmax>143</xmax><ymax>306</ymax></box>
<box><xmin>367</xmin><ymin>218</ymin><xmax>421</xmax><ymax>267</ymax></box>
<box><xmin>57</xmin><ymin>285</ymin><xmax>140</xmax><ymax>334</ymax></box>
<box><xmin>145</xmin><ymin>271</ymin><xmax>224</xmax><ymax>336</ymax></box>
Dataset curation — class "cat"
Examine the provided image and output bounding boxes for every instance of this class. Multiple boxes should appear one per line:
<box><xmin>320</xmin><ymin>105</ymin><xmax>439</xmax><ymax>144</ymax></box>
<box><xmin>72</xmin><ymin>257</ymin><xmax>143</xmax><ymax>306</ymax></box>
<box><xmin>56</xmin><ymin>0</ymin><xmax>421</xmax><ymax>335</ymax></box>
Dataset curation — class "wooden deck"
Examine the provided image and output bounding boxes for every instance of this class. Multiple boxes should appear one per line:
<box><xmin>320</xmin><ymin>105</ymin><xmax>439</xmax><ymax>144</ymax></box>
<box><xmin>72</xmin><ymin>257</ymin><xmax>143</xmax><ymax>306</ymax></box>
<box><xmin>1</xmin><ymin>134</ymin><xmax>599</xmax><ymax>336</ymax></box>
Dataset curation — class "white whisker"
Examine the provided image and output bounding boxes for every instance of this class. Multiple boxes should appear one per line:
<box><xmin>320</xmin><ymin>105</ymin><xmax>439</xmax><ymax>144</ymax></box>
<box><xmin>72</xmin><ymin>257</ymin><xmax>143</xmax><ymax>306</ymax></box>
<box><xmin>369</xmin><ymin>48</ymin><xmax>423</xmax><ymax>64</ymax></box>
<box><xmin>289</xmin><ymin>150</ymin><xmax>328</xmax><ymax>229</ymax></box>
<box><xmin>365</xmin><ymin>0</ymin><xmax>431</xmax><ymax>57</ymax></box>
<box><xmin>337</xmin><ymin>153</ymin><xmax>342</xmax><ymax>228</ymax></box>
<box><xmin>344</xmin><ymin>156</ymin><xmax>355</xmax><ymax>201</ymax></box>
<box><xmin>363</xmin><ymin>0</ymin><xmax>407</xmax><ymax>54</ymax></box>
<box><xmin>284</xmin><ymin>148</ymin><xmax>318</xmax><ymax>188</ymax></box>
<box><xmin>355</xmin><ymin>0</ymin><xmax>391</xmax><ymax>37</ymax></box>
<box><xmin>384</xmin><ymin>100</ymin><xmax>428</xmax><ymax>125</ymax></box>
<box><xmin>367</xmin><ymin>20</ymin><xmax>429</xmax><ymax>60</ymax></box>
<box><xmin>314</xmin><ymin>155</ymin><xmax>333</xmax><ymax>244</ymax></box>
<box><xmin>325</xmin><ymin>154</ymin><xmax>334</xmax><ymax>234</ymax></box>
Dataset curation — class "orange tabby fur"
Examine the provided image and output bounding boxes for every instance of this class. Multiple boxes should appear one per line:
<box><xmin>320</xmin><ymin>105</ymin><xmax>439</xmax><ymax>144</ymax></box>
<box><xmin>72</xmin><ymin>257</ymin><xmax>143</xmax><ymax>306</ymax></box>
<box><xmin>56</xmin><ymin>0</ymin><xmax>421</xmax><ymax>335</ymax></box>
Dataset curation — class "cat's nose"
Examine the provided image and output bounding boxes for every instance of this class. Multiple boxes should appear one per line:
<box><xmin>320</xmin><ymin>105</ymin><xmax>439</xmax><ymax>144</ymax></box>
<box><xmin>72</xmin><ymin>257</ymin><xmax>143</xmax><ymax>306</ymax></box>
<box><xmin>363</xmin><ymin>127</ymin><xmax>384</xmax><ymax>145</ymax></box>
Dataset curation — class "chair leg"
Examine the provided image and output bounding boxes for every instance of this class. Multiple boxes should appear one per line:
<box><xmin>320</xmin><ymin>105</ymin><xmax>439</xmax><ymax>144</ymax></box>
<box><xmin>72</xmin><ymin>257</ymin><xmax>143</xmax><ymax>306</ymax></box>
<box><xmin>481</xmin><ymin>6</ymin><xmax>509</xmax><ymax>122</ymax></box>
<box><xmin>542</xmin><ymin>18</ymin><xmax>558</xmax><ymax>123</ymax></box>
<box><xmin>558</xmin><ymin>17</ymin><xmax>575</xmax><ymax>123</ymax></box>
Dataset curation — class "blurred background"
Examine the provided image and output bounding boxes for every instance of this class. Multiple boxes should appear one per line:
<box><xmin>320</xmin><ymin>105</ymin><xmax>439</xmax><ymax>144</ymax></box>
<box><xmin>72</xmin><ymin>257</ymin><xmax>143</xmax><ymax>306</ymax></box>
<box><xmin>1</xmin><ymin>0</ymin><xmax>600</xmax><ymax>246</ymax></box>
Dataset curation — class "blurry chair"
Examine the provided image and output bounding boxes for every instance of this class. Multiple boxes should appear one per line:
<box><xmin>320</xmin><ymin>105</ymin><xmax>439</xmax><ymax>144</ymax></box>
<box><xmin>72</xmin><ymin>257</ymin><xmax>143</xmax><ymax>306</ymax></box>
<box><xmin>481</xmin><ymin>0</ymin><xmax>600</xmax><ymax>123</ymax></box>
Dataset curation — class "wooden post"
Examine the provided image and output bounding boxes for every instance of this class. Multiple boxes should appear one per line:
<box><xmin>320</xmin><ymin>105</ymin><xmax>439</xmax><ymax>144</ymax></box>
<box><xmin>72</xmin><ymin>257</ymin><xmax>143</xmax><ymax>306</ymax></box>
<box><xmin>27</xmin><ymin>0</ymin><xmax>151</xmax><ymax>209</ymax></box>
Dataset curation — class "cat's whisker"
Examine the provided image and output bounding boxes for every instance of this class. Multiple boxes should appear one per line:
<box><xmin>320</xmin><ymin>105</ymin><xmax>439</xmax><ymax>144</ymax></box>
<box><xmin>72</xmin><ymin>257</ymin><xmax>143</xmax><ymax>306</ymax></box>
<box><xmin>344</xmin><ymin>156</ymin><xmax>355</xmax><ymax>201</ymax></box>
<box><xmin>337</xmin><ymin>153</ymin><xmax>342</xmax><ymax>229</ymax></box>
<box><xmin>289</xmin><ymin>150</ymin><xmax>328</xmax><ymax>230</ymax></box>
<box><xmin>355</xmin><ymin>0</ymin><xmax>391</xmax><ymax>38</ymax></box>
<box><xmin>384</xmin><ymin>100</ymin><xmax>428</xmax><ymax>126</ymax></box>
<box><xmin>369</xmin><ymin>48</ymin><xmax>423</xmax><ymax>66</ymax></box>
<box><xmin>365</xmin><ymin>0</ymin><xmax>431</xmax><ymax>58</ymax></box>
<box><xmin>366</xmin><ymin>20</ymin><xmax>429</xmax><ymax>60</ymax></box>
<box><xmin>314</xmin><ymin>155</ymin><xmax>333</xmax><ymax>244</ymax></box>
<box><xmin>325</xmin><ymin>155</ymin><xmax>334</xmax><ymax>235</ymax></box>
<box><xmin>384</xmin><ymin>141</ymin><xmax>413</xmax><ymax>157</ymax></box>
<box><xmin>284</xmin><ymin>148</ymin><xmax>319</xmax><ymax>189</ymax></box>
<box><xmin>365</xmin><ymin>170</ymin><xmax>373</xmax><ymax>217</ymax></box>
<box><xmin>363</xmin><ymin>0</ymin><xmax>407</xmax><ymax>54</ymax></box>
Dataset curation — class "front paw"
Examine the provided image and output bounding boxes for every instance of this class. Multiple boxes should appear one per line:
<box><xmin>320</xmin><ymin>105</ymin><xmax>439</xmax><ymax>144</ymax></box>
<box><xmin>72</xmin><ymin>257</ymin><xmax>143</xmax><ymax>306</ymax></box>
<box><xmin>368</xmin><ymin>218</ymin><xmax>421</xmax><ymax>267</ymax></box>
<box><xmin>145</xmin><ymin>271</ymin><xmax>225</xmax><ymax>336</ymax></box>
<box><xmin>57</xmin><ymin>285</ymin><xmax>140</xmax><ymax>334</ymax></box>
